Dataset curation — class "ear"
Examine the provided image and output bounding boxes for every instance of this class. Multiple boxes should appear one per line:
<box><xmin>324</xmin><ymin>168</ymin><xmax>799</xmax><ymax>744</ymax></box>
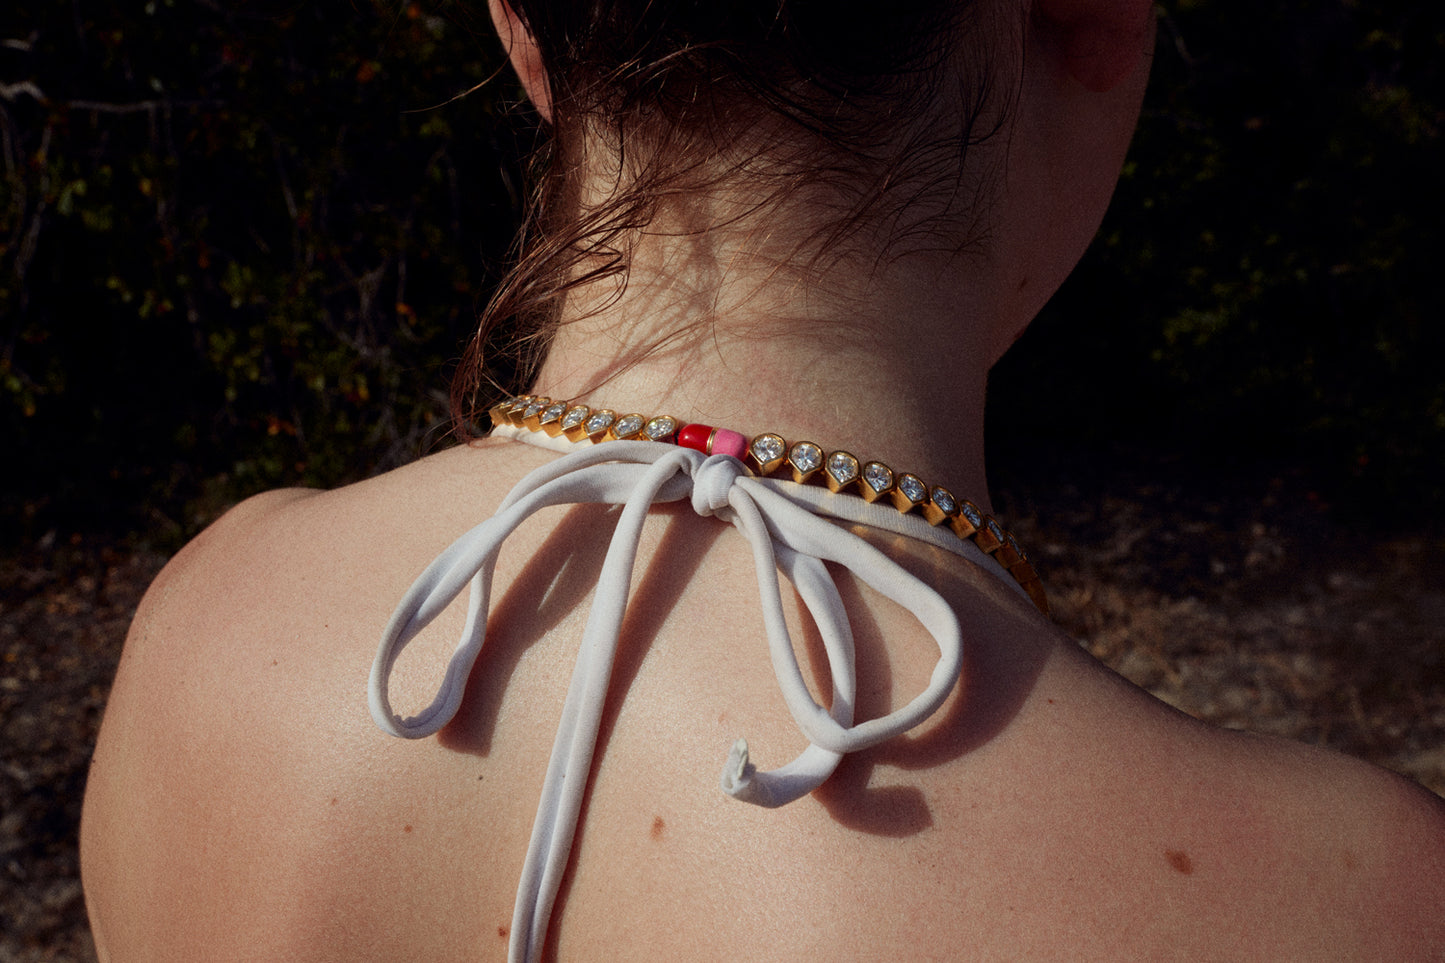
<box><xmin>488</xmin><ymin>0</ymin><xmax>553</xmax><ymax>122</ymax></box>
<box><xmin>1032</xmin><ymin>0</ymin><xmax>1155</xmax><ymax>93</ymax></box>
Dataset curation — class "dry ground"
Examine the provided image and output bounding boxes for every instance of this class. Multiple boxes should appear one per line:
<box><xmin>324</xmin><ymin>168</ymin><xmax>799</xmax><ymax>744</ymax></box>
<box><xmin>2</xmin><ymin>461</ymin><xmax>1442</xmax><ymax>961</ymax></box>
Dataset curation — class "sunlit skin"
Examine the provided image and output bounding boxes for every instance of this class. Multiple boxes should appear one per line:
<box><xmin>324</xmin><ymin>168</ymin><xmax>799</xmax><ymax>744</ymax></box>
<box><xmin>81</xmin><ymin>1</ymin><xmax>1445</xmax><ymax>959</ymax></box>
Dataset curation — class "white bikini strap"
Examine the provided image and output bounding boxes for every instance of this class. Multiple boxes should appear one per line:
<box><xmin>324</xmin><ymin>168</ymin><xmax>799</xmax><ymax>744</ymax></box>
<box><xmin>368</xmin><ymin>439</ymin><xmax>1013</xmax><ymax>963</ymax></box>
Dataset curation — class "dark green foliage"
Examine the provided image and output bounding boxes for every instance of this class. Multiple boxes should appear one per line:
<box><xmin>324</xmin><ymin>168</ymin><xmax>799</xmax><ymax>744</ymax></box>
<box><xmin>2</xmin><ymin>0</ymin><xmax>525</xmax><ymax>540</ymax></box>
<box><xmin>992</xmin><ymin>0</ymin><xmax>1445</xmax><ymax>519</ymax></box>
<box><xmin>3</xmin><ymin>0</ymin><xmax>1442</xmax><ymax>541</ymax></box>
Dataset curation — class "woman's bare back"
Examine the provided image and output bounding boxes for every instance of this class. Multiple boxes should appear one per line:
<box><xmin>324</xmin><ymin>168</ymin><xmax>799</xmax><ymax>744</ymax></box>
<box><xmin>81</xmin><ymin>440</ymin><xmax>1445</xmax><ymax>961</ymax></box>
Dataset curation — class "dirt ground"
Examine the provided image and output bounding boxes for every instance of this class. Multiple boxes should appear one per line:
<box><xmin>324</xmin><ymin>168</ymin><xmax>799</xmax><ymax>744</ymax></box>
<box><xmin>2</xmin><ymin>458</ymin><xmax>1442</xmax><ymax>961</ymax></box>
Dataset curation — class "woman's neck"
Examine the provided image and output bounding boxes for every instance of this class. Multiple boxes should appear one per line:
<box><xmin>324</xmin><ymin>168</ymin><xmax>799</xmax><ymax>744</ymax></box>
<box><xmin>528</xmin><ymin>222</ymin><xmax>1008</xmax><ymax>511</ymax></box>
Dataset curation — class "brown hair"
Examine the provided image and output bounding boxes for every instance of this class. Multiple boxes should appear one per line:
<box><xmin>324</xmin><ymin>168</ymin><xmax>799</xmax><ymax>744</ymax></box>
<box><xmin>452</xmin><ymin>0</ymin><xmax>1009</xmax><ymax>430</ymax></box>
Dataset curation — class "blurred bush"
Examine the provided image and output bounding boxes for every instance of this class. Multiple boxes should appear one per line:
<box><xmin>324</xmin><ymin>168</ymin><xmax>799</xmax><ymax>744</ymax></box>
<box><xmin>993</xmin><ymin>0</ymin><xmax>1445</xmax><ymax>519</ymax></box>
<box><xmin>1</xmin><ymin>0</ymin><xmax>525</xmax><ymax>541</ymax></box>
<box><xmin>3</xmin><ymin>0</ymin><xmax>1442</xmax><ymax>543</ymax></box>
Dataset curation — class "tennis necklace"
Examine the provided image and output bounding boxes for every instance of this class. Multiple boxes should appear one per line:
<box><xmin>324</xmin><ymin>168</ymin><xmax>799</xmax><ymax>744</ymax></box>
<box><xmin>490</xmin><ymin>394</ymin><xmax>1048</xmax><ymax>615</ymax></box>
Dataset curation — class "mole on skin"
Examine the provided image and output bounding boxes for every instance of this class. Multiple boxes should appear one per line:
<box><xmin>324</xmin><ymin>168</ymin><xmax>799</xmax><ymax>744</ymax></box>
<box><xmin>651</xmin><ymin>815</ymin><xmax>665</xmax><ymax>840</ymax></box>
<box><xmin>1165</xmin><ymin>849</ymin><xmax>1193</xmax><ymax>875</ymax></box>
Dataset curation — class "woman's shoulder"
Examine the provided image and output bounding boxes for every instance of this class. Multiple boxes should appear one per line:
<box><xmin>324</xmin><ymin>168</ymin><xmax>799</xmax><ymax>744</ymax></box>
<box><xmin>82</xmin><ymin>441</ymin><xmax>556</xmax><ymax>958</ymax></box>
<box><xmin>963</xmin><ymin>644</ymin><xmax>1445</xmax><ymax>957</ymax></box>
<box><xmin>1242</xmin><ymin>730</ymin><xmax>1445</xmax><ymax>956</ymax></box>
<box><xmin>143</xmin><ymin>439</ymin><xmax>539</xmax><ymax>599</ymax></box>
<box><xmin>1114</xmin><ymin>703</ymin><xmax>1445</xmax><ymax>957</ymax></box>
<box><xmin>1221</xmin><ymin>726</ymin><xmax>1445</xmax><ymax>946</ymax></box>
<box><xmin>100</xmin><ymin>438</ymin><xmax>558</xmax><ymax>739</ymax></box>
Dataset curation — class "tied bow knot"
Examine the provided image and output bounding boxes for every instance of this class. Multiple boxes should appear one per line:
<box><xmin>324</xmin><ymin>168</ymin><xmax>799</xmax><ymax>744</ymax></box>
<box><xmin>688</xmin><ymin>451</ymin><xmax>746</xmax><ymax>518</ymax></box>
<box><xmin>368</xmin><ymin>439</ymin><xmax>970</xmax><ymax>963</ymax></box>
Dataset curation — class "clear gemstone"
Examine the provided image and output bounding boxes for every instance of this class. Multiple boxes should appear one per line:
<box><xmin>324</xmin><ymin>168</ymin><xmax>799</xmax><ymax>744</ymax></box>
<box><xmin>751</xmin><ymin>434</ymin><xmax>785</xmax><ymax>463</ymax></box>
<box><xmin>897</xmin><ymin>473</ymin><xmax>926</xmax><ymax>504</ymax></box>
<box><xmin>613</xmin><ymin>413</ymin><xmax>645</xmax><ymax>438</ymax></box>
<box><xmin>523</xmin><ymin>401</ymin><xmax>546</xmax><ymax>420</ymax></box>
<box><xmin>540</xmin><ymin>402</ymin><xmax>567</xmax><ymax>424</ymax></box>
<box><xmin>862</xmin><ymin>462</ymin><xmax>894</xmax><ymax>493</ymax></box>
<box><xmin>789</xmin><ymin>442</ymin><xmax>822</xmax><ymax>473</ymax></box>
<box><xmin>561</xmin><ymin>405</ymin><xmax>590</xmax><ymax>430</ymax></box>
<box><xmin>584</xmin><ymin>410</ymin><xmax>616</xmax><ymax>435</ymax></box>
<box><xmin>930</xmin><ymin>487</ymin><xmax>957</xmax><ymax>515</ymax></box>
<box><xmin>987</xmin><ymin>519</ymin><xmax>1005</xmax><ymax>541</ymax></box>
<box><xmin>826</xmin><ymin>451</ymin><xmax>860</xmax><ymax>485</ymax></box>
<box><xmin>960</xmin><ymin>501</ymin><xmax>983</xmax><ymax>527</ymax></box>
<box><xmin>643</xmin><ymin>415</ymin><xmax>676</xmax><ymax>440</ymax></box>
<box><xmin>506</xmin><ymin>398</ymin><xmax>534</xmax><ymax>423</ymax></box>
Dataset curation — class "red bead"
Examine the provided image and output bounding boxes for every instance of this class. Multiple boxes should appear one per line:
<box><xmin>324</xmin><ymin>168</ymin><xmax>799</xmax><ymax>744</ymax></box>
<box><xmin>677</xmin><ymin>423</ymin><xmax>714</xmax><ymax>453</ymax></box>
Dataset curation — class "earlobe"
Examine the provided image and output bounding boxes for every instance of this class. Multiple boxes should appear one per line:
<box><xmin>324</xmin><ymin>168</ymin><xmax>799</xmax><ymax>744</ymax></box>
<box><xmin>1034</xmin><ymin>0</ymin><xmax>1155</xmax><ymax>93</ymax></box>
<box><xmin>488</xmin><ymin>0</ymin><xmax>554</xmax><ymax>122</ymax></box>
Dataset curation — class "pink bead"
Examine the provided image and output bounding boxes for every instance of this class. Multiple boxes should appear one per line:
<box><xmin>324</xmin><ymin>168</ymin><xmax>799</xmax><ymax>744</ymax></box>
<box><xmin>710</xmin><ymin>428</ymin><xmax>748</xmax><ymax>460</ymax></box>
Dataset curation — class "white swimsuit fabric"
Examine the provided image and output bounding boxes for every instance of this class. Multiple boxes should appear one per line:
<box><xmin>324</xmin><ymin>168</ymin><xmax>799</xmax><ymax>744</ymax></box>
<box><xmin>369</xmin><ymin>430</ymin><xmax>1029</xmax><ymax>962</ymax></box>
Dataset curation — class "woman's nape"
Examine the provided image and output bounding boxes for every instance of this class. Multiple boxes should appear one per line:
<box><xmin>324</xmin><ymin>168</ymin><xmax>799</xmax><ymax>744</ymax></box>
<box><xmin>484</xmin><ymin>0</ymin><xmax>1155</xmax><ymax>508</ymax></box>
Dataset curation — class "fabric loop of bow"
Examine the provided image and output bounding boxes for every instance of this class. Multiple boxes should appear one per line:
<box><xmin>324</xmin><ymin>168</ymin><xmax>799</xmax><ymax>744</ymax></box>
<box><xmin>690</xmin><ymin>450</ymin><xmax>744</xmax><ymax>515</ymax></box>
<box><xmin>369</xmin><ymin>440</ymin><xmax>969</xmax><ymax>963</ymax></box>
<box><xmin>371</xmin><ymin>442</ymin><xmax>965</xmax><ymax>773</ymax></box>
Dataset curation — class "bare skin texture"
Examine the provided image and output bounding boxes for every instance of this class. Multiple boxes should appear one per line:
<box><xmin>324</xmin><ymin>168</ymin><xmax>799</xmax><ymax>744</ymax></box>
<box><xmin>82</xmin><ymin>0</ymin><xmax>1445</xmax><ymax>959</ymax></box>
